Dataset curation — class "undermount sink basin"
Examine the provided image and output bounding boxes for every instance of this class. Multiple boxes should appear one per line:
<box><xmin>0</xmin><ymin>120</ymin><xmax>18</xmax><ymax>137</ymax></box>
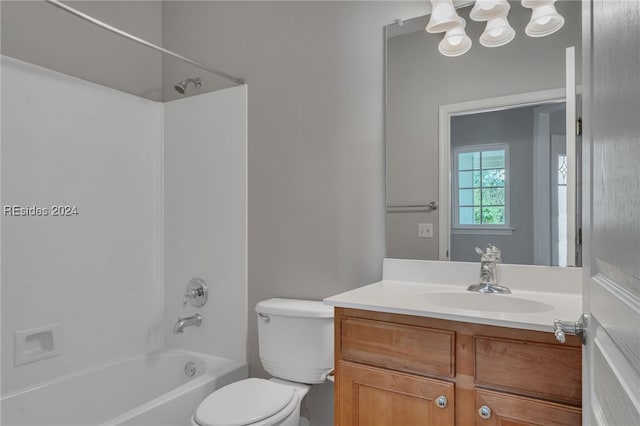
<box><xmin>422</xmin><ymin>291</ymin><xmax>554</xmax><ymax>314</ymax></box>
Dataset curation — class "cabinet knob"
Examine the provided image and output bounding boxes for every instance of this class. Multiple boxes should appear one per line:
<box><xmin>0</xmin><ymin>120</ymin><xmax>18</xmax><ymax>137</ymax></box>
<box><xmin>435</xmin><ymin>396</ymin><xmax>448</xmax><ymax>409</ymax></box>
<box><xmin>478</xmin><ymin>405</ymin><xmax>492</xmax><ymax>419</ymax></box>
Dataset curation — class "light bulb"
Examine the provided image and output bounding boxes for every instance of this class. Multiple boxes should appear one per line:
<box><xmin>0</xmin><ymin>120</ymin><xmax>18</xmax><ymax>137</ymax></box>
<box><xmin>470</xmin><ymin>0</ymin><xmax>511</xmax><ymax>22</ymax></box>
<box><xmin>525</xmin><ymin>3</ymin><xmax>564</xmax><ymax>37</ymax></box>
<box><xmin>480</xmin><ymin>16</ymin><xmax>515</xmax><ymax>47</ymax></box>
<box><xmin>536</xmin><ymin>16</ymin><xmax>552</xmax><ymax>25</ymax></box>
<box><xmin>438</xmin><ymin>23</ymin><xmax>472</xmax><ymax>57</ymax></box>
<box><xmin>426</xmin><ymin>0</ymin><xmax>465</xmax><ymax>33</ymax></box>
<box><xmin>449</xmin><ymin>35</ymin><xmax>463</xmax><ymax>45</ymax></box>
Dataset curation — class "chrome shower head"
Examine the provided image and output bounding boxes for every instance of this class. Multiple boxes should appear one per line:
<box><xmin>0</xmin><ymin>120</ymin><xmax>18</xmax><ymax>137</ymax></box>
<box><xmin>174</xmin><ymin>77</ymin><xmax>202</xmax><ymax>95</ymax></box>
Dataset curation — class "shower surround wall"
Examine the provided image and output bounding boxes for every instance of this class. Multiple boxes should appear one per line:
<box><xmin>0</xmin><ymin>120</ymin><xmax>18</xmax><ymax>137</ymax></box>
<box><xmin>163</xmin><ymin>86</ymin><xmax>247</xmax><ymax>363</ymax></box>
<box><xmin>1</xmin><ymin>57</ymin><xmax>163</xmax><ymax>392</ymax></box>
<box><xmin>1</xmin><ymin>57</ymin><xmax>248</xmax><ymax>394</ymax></box>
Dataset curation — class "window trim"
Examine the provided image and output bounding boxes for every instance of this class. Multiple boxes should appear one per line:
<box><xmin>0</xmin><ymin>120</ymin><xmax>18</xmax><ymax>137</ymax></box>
<box><xmin>452</xmin><ymin>143</ymin><xmax>511</xmax><ymax>232</ymax></box>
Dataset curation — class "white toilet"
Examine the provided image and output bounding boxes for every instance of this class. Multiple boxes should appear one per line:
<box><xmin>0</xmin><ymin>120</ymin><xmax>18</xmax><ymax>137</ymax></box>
<box><xmin>191</xmin><ymin>298</ymin><xmax>334</xmax><ymax>426</ymax></box>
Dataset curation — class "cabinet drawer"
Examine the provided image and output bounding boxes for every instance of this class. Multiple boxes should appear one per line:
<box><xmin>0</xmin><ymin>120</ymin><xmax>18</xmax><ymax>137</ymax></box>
<box><xmin>338</xmin><ymin>361</ymin><xmax>455</xmax><ymax>426</ymax></box>
<box><xmin>340</xmin><ymin>317</ymin><xmax>455</xmax><ymax>378</ymax></box>
<box><xmin>474</xmin><ymin>337</ymin><xmax>581</xmax><ymax>405</ymax></box>
<box><xmin>475</xmin><ymin>389</ymin><xmax>581</xmax><ymax>426</ymax></box>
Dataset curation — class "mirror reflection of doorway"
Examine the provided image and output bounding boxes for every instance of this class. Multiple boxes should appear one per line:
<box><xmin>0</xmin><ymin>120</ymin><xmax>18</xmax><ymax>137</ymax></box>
<box><xmin>449</xmin><ymin>101</ymin><xmax>571</xmax><ymax>265</ymax></box>
<box><xmin>532</xmin><ymin>102</ymin><xmax>574</xmax><ymax>267</ymax></box>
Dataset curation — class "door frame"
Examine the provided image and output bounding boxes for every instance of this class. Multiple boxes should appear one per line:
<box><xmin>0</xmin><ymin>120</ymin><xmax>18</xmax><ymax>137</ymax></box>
<box><xmin>532</xmin><ymin>102</ymin><xmax>568</xmax><ymax>265</ymax></box>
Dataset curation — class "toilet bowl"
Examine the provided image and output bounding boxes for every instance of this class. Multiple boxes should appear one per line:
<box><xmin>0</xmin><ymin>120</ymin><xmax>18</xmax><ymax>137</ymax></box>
<box><xmin>190</xmin><ymin>378</ymin><xmax>310</xmax><ymax>426</ymax></box>
<box><xmin>191</xmin><ymin>299</ymin><xmax>333</xmax><ymax>426</ymax></box>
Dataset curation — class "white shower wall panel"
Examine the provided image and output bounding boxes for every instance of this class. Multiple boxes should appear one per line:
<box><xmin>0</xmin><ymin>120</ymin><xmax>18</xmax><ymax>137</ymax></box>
<box><xmin>1</xmin><ymin>57</ymin><xmax>164</xmax><ymax>393</ymax></box>
<box><xmin>163</xmin><ymin>85</ymin><xmax>247</xmax><ymax>363</ymax></box>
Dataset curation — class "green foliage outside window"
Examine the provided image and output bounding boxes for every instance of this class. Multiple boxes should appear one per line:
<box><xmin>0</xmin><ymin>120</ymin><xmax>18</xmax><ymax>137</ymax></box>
<box><xmin>457</xmin><ymin>148</ymin><xmax>506</xmax><ymax>226</ymax></box>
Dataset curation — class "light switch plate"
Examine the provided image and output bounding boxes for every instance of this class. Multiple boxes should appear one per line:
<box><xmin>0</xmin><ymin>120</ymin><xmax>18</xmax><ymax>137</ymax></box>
<box><xmin>418</xmin><ymin>223</ymin><xmax>433</xmax><ymax>238</ymax></box>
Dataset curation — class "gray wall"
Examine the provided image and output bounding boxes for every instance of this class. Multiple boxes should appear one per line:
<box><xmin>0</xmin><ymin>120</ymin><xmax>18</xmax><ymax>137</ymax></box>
<box><xmin>450</xmin><ymin>106</ymin><xmax>535</xmax><ymax>264</ymax></box>
<box><xmin>0</xmin><ymin>1</ymin><xmax>164</xmax><ymax>100</ymax></box>
<box><xmin>551</xmin><ymin>107</ymin><xmax>567</xmax><ymax>135</ymax></box>
<box><xmin>386</xmin><ymin>0</ymin><xmax>582</xmax><ymax>260</ymax></box>
<box><xmin>161</xmin><ymin>2</ymin><xmax>429</xmax><ymax>424</ymax></box>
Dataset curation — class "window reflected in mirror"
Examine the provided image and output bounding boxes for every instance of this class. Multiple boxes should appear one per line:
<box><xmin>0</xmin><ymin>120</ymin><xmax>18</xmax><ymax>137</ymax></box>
<box><xmin>448</xmin><ymin>103</ymin><xmax>571</xmax><ymax>266</ymax></box>
<box><xmin>453</xmin><ymin>145</ymin><xmax>508</xmax><ymax>228</ymax></box>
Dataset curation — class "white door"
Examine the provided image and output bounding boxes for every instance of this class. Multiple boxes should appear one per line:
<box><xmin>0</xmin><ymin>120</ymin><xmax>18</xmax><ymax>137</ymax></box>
<box><xmin>582</xmin><ymin>0</ymin><xmax>640</xmax><ymax>424</ymax></box>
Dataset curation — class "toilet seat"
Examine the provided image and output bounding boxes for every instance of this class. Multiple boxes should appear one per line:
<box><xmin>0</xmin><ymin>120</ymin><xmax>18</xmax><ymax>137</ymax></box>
<box><xmin>194</xmin><ymin>378</ymin><xmax>299</xmax><ymax>426</ymax></box>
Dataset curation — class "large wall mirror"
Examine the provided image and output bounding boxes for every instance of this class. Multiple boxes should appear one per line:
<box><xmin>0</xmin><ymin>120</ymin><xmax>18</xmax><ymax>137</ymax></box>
<box><xmin>385</xmin><ymin>0</ymin><xmax>582</xmax><ymax>266</ymax></box>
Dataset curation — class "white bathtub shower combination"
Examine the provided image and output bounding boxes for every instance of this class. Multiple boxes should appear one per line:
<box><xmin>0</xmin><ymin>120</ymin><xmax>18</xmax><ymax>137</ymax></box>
<box><xmin>1</xmin><ymin>349</ymin><xmax>247</xmax><ymax>426</ymax></box>
<box><xmin>1</xmin><ymin>57</ymin><xmax>248</xmax><ymax>425</ymax></box>
<box><xmin>2</xmin><ymin>2</ymin><xmax>248</xmax><ymax>424</ymax></box>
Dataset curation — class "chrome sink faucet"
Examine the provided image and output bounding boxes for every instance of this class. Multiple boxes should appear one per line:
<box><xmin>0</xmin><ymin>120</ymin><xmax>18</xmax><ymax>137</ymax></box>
<box><xmin>173</xmin><ymin>313</ymin><xmax>202</xmax><ymax>334</ymax></box>
<box><xmin>467</xmin><ymin>244</ymin><xmax>511</xmax><ymax>294</ymax></box>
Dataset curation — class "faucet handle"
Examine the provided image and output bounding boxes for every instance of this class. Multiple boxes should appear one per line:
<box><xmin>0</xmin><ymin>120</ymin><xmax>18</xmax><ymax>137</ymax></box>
<box><xmin>477</xmin><ymin>244</ymin><xmax>501</xmax><ymax>262</ymax></box>
<box><xmin>487</xmin><ymin>244</ymin><xmax>501</xmax><ymax>262</ymax></box>
<box><xmin>183</xmin><ymin>289</ymin><xmax>197</xmax><ymax>306</ymax></box>
<box><xmin>183</xmin><ymin>278</ymin><xmax>208</xmax><ymax>308</ymax></box>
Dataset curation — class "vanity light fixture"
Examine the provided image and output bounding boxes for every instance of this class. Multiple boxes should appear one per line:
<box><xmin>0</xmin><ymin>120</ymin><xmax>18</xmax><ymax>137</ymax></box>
<box><xmin>426</xmin><ymin>0</ymin><xmax>565</xmax><ymax>57</ymax></box>
<box><xmin>479</xmin><ymin>16</ymin><xmax>516</xmax><ymax>47</ymax></box>
<box><xmin>426</xmin><ymin>0</ymin><xmax>465</xmax><ymax>33</ymax></box>
<box><xmin>522</xmin><ymin>0</ymin><xmax>565</xmax><ymax>37</ymax></box>
<box><xmin>439</xmin><ymin>22</ymin><xmax>473</xmax><ymax>56</ymax></box>
<box><xmin>470</xmin><ymin>0</ymin><xmax>511</xmax><ymax>21</ymax></box>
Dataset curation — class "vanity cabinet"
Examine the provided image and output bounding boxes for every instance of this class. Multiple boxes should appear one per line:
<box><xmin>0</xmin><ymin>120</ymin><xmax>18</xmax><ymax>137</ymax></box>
<box><xmin>334</xmin><ymin>308</ymin><xmax>582</xmax><ymax>426</ymax></box>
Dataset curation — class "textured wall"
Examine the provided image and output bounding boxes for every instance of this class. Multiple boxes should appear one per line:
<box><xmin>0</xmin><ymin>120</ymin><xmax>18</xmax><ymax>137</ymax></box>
<box><xmin>161</xmin><ymin>2</ymin><xmax>430</xmax><ymax>424</ymax></box>
<box><xmin>0</xmin><ymin>1</ymin><xmax>164</xmax><ymax>100</ymax></box>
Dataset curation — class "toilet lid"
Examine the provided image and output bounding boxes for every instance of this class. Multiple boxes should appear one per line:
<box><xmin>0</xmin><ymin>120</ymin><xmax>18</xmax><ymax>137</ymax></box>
<box><xmin>195</xmin><ymin>378</ymin><xmax>296</xmax><ymax>426</ymax></box>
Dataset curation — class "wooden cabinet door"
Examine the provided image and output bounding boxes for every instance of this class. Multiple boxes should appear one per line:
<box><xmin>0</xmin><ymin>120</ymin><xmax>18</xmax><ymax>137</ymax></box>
<box><xmin>337</xmin><ymin>361</ymin><xmax>454</xmax><ymax>426</ymax></box>
<box><xmin>474</xmin><ymin>389</ymin><xmax>581</xmax><ymax>426</ymax></box>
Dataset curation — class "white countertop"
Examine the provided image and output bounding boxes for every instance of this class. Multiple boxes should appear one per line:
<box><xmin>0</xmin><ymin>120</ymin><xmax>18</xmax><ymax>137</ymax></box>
<box><xmin>323</xmin><ymin>259</ymin><xmax>583</xmax><ymax>332</ymax></box>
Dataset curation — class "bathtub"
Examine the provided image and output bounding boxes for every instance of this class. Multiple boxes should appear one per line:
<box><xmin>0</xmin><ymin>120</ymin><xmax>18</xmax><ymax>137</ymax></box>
<box><xmin>1</xmin><ymin>349</ymin><xmax>247</xmax><ymax>426</ymax></box>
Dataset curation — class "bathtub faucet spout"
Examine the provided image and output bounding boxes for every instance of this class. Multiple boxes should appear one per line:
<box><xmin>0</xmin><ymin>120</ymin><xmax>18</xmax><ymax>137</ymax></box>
<box><xmin>173</xmin><ymin>314</ymin><xmax>202</xmax><ymax>334</ymax></box>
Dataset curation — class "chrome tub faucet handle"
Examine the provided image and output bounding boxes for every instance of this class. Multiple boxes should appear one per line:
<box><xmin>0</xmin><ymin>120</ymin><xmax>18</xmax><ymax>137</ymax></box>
<box><xmin>183</xmin><ymin>278</ymin><xmax>208</xmax><ymax>307</ymax></box>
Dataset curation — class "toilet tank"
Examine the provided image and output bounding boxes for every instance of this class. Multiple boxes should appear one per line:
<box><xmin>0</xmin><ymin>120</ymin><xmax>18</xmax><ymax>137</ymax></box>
<box><xmin>256</xmin><ymin>298</ymin><xmax>334</xmax><ymax>384</ymax></box>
